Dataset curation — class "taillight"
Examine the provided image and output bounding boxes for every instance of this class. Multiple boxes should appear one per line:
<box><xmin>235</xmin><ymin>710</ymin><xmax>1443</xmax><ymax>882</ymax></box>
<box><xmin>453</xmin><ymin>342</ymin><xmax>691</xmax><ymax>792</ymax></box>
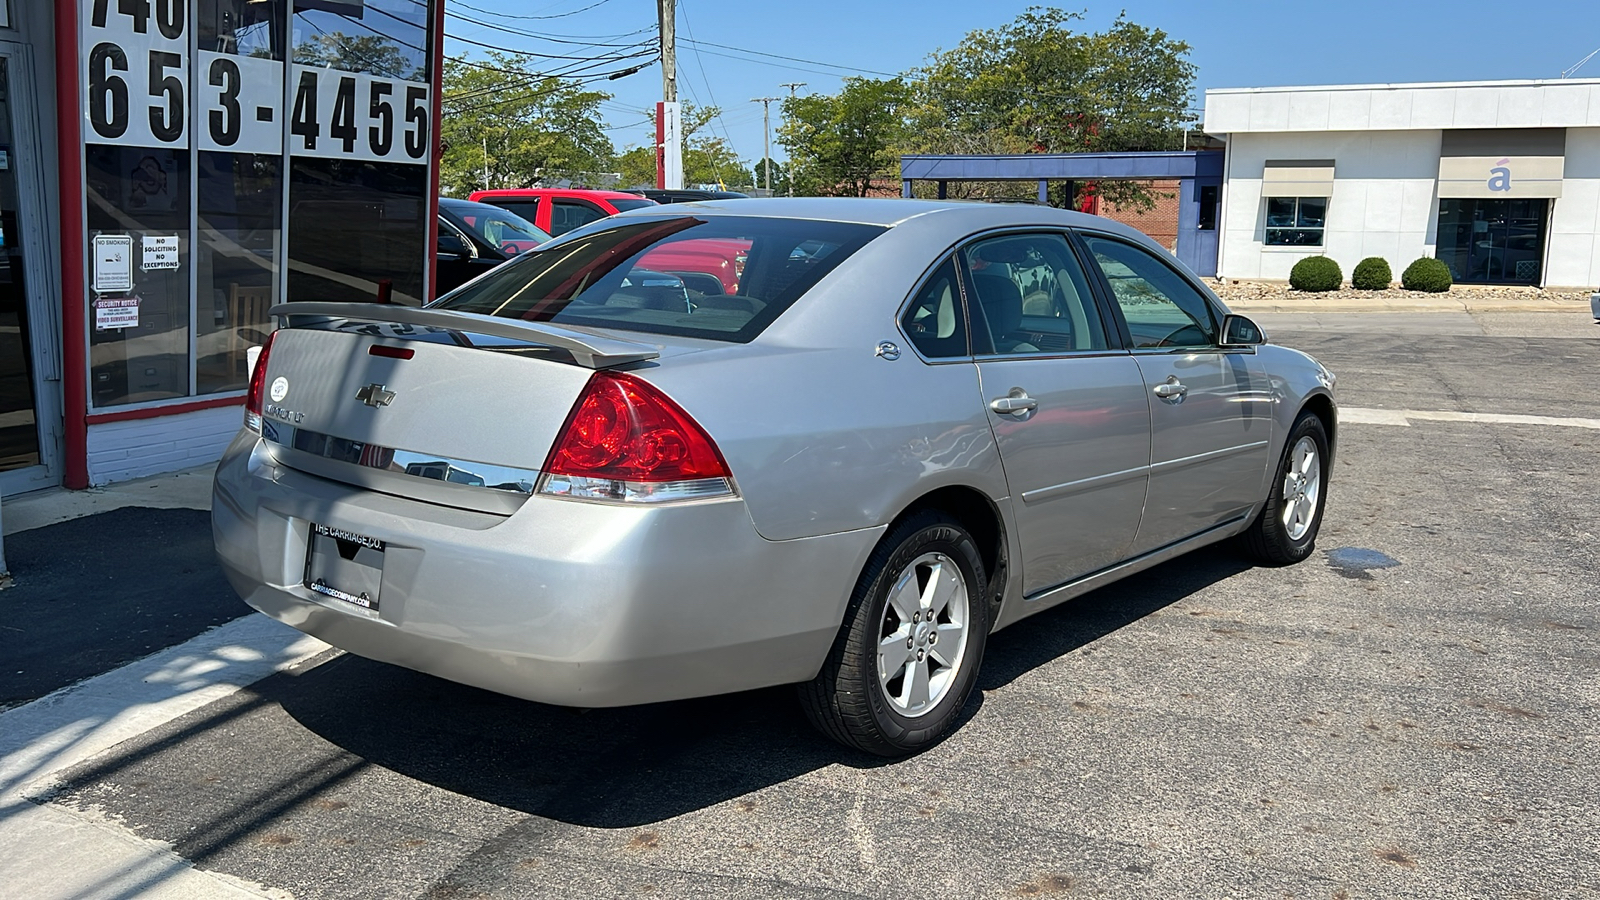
<box><xmin>244</xmin><ymin>331</ymin><xmax>277</xmax><ymax>433</ymax></box>
<box><xmin>539</xmin><ymin>371</ymin><xmax>733</xmax><ymax>503</ymax></box>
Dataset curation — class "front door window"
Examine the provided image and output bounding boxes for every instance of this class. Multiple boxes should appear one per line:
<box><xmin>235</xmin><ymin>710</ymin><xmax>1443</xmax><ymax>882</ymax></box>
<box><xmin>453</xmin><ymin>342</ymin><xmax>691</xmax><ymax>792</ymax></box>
<box><xmin>1435</xmin><ymin>198</ymin><xmax>1549</xmax><ymax>285</ymax></box>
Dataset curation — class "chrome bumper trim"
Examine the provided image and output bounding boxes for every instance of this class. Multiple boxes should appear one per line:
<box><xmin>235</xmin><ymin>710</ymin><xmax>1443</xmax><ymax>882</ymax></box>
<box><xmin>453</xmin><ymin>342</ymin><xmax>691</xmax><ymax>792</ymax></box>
<box><xmin>260</xmin><ymin>421</ymin><xmax>541</xmax><ymax>494</ymax></box>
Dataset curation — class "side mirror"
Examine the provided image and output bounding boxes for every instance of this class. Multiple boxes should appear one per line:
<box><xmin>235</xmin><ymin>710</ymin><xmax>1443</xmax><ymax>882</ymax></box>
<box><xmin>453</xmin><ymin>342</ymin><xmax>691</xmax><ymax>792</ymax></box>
<box><xmin>1220</xmin><ymin>314</ymin><xmax>1266</xmax><ymax>346</ymax></box>
<box><xmin>437</xmin><ymin>231</ymin><xmax>472</xmax><ymax>260</ymax></box>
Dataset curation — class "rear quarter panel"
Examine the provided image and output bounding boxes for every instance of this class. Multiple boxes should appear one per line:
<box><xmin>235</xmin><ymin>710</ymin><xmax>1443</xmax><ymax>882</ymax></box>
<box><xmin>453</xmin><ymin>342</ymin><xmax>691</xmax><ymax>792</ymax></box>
<box><xmin>641</xmin><ymin>215</ymin><xmax>1012</xmax><ymax>543</ymax></box>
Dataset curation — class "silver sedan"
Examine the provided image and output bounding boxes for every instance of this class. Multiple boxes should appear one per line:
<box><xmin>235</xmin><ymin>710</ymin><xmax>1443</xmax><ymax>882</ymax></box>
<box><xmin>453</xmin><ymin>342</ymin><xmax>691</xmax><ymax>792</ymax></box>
<box><xmin>213</xmin><ymin>199</ymin><xmax>1336</xmax><ymax>756</ymax></box>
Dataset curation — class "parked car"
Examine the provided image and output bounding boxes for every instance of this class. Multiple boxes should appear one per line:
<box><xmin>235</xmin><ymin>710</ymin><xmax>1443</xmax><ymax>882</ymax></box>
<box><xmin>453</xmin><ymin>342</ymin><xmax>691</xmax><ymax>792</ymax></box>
<box><xmin>631</xmin><ymin>188</ymin><xmax>749</xmax><ymax>204</ymax></box>
<box><xmin>435</xmin><ymin>198</ymin><xmax>552</xmax><ymax>295</ymax></box>
<box><xmin>215</xmin><ymin>199</ymin><xmax>1337</xmax><ymax>756</ymax></box>
<box><xmin>468</xmin><ymin>188</ymin><xmax>657</xmax><ymax>238</ymax></box>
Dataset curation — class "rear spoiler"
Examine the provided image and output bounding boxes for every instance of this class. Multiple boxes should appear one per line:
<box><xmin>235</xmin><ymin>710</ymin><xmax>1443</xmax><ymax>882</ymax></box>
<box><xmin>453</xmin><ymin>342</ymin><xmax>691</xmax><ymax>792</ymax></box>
<box><xmin>269</xmin><ymin>302</ymin><xmax>660</xmax><ymax>369</ymax></box>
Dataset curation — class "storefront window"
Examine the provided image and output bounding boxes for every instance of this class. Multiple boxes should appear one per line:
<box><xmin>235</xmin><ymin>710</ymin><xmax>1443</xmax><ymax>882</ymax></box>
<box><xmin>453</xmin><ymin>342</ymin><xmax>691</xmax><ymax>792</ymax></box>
<box><xmin>78</xmin><ymin>0</ymin><xmax>436</xmax><ymax>409</ymax></box>
<box><xmin>287</xmin><ymin>157</ymin><xmax>426</xmax><ymax>304</ymax></box>
<box><xmin>286</xmin><ymin>0</ymin><xmax>432</xmax><ymax>304</ymax></box>
<box><xmin>197</xmin><ymin>0</ymin><xmax>287</xmax><ymax>394</ymax></box>
<box><xmin>86</xmin><ymin>145</ymin><xmax>192</xmax><ymax>407</ymax></box>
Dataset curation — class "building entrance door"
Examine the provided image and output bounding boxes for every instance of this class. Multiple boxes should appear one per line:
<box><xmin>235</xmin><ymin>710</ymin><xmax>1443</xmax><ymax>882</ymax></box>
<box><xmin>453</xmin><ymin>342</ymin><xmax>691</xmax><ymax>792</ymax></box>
<box><xmin>1436</xmin><ymin>198</ymin><xmax>1550</xmax><ymax>286</ymax></box>
<box><xmin>0</xmin><ymin>48</ymin><xmax>60</xmax><ymax>494</ymax></box>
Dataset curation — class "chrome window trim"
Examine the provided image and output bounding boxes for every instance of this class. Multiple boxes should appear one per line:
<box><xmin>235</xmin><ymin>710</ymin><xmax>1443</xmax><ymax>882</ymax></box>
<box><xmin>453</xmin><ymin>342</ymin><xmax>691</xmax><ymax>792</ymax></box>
<box><xmin>973</xmin><ymin>349</ymin><xmax>1132</xmax><ymax>363</ymax></box>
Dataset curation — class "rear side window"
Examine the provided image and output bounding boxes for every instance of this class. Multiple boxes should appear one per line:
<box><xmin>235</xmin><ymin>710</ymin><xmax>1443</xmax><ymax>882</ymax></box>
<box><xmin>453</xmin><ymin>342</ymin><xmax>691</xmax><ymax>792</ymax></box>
<box><xmin>610</xmin><ymin>198</ymin><xmax>658</xmax><ymax>212</ymax></box>
<box><xmin>484</xmin><ymin>198</ymin><xmax>540</xmax><ymax>223</ymax></box>
<box><xmin>901</xmin><ymin>257</ymin><xmax>967</xmax><ymax>359</ymax></box>
<box><xmin>432</xmin><ymin>216</ymin><xmax>885</xmax><ymax>342</ymax></box>
<box><xmin>549</xmin><ymin>200</ymin><xmax>606</xmax><ymax>236</ymax></box>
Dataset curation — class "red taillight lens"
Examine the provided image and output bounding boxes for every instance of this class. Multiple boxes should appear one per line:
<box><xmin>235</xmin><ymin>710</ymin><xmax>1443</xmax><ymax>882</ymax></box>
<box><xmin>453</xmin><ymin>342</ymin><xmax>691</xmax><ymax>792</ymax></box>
<box><xmin>540</xmin><ymin>372</ymin><xmax>731</xmax><ymax>503</ymax></box>
<box><xmin>244</xmin><ymin>331</ymin><xmax>277</xmax><ymax>431</ymax></box>
<box><xmin>545</xmin><ymin>372</ymin><xmax>729</xmax><ymax>483</ymax></box>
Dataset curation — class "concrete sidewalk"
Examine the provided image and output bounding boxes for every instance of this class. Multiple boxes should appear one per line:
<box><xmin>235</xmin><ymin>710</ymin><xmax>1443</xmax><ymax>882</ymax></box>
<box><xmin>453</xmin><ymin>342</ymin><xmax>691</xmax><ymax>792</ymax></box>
<box><xmin>1212</xmin><ymin>281</ymin><xmax>1595</xmax><ymax>314</ymax></box>
<box><xmin>3</xmin><ymin>463</ymin><xmax>217</xmax><ymax>537</ymax></box>
<box><xmin>0</xmin><ymin>461</ymin><xmax>325</xmax><ymax>900</ymax></box>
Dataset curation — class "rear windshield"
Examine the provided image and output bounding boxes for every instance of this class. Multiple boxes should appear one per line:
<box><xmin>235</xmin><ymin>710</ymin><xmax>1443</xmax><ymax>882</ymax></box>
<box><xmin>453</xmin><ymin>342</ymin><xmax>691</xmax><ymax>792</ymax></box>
<box><xmin>431</xmin><ymin>216</ymin><xmax>885</xmax><ymax>342</ymax></box>
<box><xmin>609</xmin><ymin>198</ymin><xmax>658</xmax><ymax>212</ymax></box>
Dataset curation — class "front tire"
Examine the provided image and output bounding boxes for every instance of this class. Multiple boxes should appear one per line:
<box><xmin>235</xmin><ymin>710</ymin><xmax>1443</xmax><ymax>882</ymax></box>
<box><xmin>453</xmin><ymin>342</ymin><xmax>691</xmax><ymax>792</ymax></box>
<box><xmin>799</xmin><ymin>511</ymin><xmax>990</xmax><ymax>756</ymax></box>
<box><xmin>1242</xmin><ymin>411</ymin><xmax>1329</xmax><ymax>565</ymax></box>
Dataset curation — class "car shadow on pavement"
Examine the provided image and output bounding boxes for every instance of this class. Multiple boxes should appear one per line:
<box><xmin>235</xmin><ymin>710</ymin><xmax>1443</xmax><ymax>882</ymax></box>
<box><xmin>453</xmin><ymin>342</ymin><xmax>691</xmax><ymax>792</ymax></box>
<box><xmin>266</xmin><ymin>547</ymin><xmax>1252</xmax><ymax>828</ymax></box>
<box><xmin>978</xmin><ymin>546</ymin><xmax>1256</xmax><ymax>692</ymax></box>
<box><xmin>45</xmin><ymin>548</ymin><xmax>1255</xmax><ymax>838</ymax></box>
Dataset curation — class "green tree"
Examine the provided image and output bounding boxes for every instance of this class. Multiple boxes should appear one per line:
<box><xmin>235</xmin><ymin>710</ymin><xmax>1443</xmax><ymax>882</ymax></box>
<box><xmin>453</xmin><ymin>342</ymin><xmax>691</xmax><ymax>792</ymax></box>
<box><xmin>904</xmin><ymin>8</ymin><xmax>1196</xmax><ymax>208</ymax></box>
<box><xmin>778</xmin><ymin>78</ymin><xmax>911</xmax><ymax>197</ymax></box>
<box><xmin>749</xmin><ymin>157</ymin><xmax>790</xmax><ymax>195</ymax></box>
<box><xmin>439</xmin><ymin>53</ymin><xmax>615</xmax><ymax>194</ymax></box>
<box><xmin>615</xmin><ymin>146</ymin><xmax>656</xmax><ymax>190</ymax></box>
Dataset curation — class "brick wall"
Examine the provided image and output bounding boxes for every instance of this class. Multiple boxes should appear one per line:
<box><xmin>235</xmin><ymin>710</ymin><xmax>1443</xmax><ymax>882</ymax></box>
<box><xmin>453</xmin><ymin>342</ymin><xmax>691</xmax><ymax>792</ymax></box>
<box><xmin>1095</xmin><ymin>179</ymin><xmax>1182</xmax><ymax>252</ymax></box>
<box><xmin>86</xmin><ymin>406</ymin><xmax>243</xmax><ymax>485</ymax></box>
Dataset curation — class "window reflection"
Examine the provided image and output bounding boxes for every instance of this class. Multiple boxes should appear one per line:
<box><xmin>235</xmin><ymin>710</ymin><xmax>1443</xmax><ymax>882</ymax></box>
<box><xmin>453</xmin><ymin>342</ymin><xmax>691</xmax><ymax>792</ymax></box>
<box><xmin>292</xmin><ymin>0</ymin><xmax>429</xmax><ymax>80</ymax></box>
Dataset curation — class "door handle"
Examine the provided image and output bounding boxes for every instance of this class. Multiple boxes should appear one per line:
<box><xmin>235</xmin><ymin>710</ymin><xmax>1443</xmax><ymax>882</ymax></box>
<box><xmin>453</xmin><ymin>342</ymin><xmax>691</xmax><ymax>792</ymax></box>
<box><xmin>990</xmin><ymin>389</ymin><xmax>1038</xmax><ymax>415</ymax></box>
<box><xmin>1153</xmin><ymin>380</ymin><xmax>1188</xmax><ymax>399</ymax></box>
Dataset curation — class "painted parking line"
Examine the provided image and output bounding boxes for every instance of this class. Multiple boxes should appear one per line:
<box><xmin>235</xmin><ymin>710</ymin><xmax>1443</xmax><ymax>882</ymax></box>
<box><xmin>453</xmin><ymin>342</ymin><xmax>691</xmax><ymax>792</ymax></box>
<box><xmin>0</xmin><ymin>614</ymin><xmax>331</xmax><ymax>900</ymax></box>
<box><xmin>1341</xmin><ymin>407</ymin><xmax>1600</xmax><ymax>430</ymax></box>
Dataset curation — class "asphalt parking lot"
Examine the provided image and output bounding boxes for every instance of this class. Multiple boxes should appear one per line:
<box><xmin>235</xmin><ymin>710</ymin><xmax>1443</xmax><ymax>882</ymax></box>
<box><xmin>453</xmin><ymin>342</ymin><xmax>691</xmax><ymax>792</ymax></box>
<box><xmin>7</xmin><ymin>311</ymin><xmax>1599</xmax><ymax>899</ymax></box>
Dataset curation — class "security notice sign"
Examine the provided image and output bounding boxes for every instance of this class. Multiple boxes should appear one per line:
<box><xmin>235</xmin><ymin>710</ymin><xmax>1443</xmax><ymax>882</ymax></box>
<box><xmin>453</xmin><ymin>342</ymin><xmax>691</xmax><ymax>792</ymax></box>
<box><xmin>82</xmin><ymin>0</ymin><xmax>190</xmax><ymax>150</ymax></box>
<box><xmin>93</xmin><ymin>297</ymin><xmax>140</xmax><ymax>330</ymax></box>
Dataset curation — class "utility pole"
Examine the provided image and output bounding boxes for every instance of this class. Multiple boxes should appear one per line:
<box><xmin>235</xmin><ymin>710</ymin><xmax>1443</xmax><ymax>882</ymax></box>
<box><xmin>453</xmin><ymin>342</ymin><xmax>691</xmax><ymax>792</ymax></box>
<box><xmin>656</xmin><ymin>0</ymin><xmax>682</xmax><ymax>188</ymax></box>
<box><xmin>482</xmin><ymin>136</ymin><xmax>490</xmax><ymax>189</ymax></box>
<box><xmin>778</xmin><ymin>83</ymin><xmax>805</xmax><ymax>196</ymax></box>
<box><xmin>752</xmin><ymin>96</ymin><xmax>779</xmax><ymax>193</ymax></box>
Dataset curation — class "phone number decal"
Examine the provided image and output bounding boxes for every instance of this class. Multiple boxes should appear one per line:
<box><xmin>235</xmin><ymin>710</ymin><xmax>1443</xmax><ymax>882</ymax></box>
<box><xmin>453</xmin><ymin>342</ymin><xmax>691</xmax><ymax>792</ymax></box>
<box><xmin>83</xmin><ymin>0</ymin><xmax>432</xmax><ymax>164</ymax></box>
<box><xmin>84</xmin><ymin>0</ymin><xmax>188</xmax><ymax>149</ymax></box>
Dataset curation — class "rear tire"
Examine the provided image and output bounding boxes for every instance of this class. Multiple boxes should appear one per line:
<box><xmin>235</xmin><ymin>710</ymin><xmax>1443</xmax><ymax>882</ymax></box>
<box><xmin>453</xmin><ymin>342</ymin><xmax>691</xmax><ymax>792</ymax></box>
<box><xmin>1242</xmin><ymin>412</ymin><xmax>1329</xmax><ymax>565</ymax></box>
<box><xmin>799</xmin><ymin>511</ymin><xmax>990</xmax><ymax>757</ymax></box>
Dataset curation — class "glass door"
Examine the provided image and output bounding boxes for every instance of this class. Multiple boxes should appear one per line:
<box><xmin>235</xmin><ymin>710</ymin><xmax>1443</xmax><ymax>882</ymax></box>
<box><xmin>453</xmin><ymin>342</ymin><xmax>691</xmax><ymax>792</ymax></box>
<box><xmin>1436</xmin><ymin>198</ymin><xmax>1550</xmax><ymax>286</ymax></box>
<box><xmin>0</xmin><ymin>52</ymin><xmax>53</xmax><ymax>493</ymax></box>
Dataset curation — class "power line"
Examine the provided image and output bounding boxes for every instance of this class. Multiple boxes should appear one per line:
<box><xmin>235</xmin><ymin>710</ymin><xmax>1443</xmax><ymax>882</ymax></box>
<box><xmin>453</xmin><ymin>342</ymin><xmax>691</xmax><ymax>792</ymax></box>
<box><xmin>446</xmin><ymin>0</ymin><xmax>620</xmax><ymax>21</ymax></box>
<box><xmin>680</xmin><ymin>37</ymin><xmax>896</xmax><ymax>78</ymax></box>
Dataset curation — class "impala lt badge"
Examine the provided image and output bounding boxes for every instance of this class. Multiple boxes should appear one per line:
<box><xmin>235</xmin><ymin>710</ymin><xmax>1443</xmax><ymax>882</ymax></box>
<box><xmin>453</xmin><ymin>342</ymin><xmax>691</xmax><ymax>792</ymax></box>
<box><xmin>356</xmin><ymin>383</ymin><xmax>396</xmax><ymax>408</ymax></box>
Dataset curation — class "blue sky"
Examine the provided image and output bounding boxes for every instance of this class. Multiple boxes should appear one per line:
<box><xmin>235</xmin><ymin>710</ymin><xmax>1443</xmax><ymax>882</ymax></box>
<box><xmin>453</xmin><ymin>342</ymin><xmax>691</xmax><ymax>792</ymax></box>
<box><xmin>443</xmin><ymin>0</ymin><xmax>1600</xmax><ymax>168</ymax></box>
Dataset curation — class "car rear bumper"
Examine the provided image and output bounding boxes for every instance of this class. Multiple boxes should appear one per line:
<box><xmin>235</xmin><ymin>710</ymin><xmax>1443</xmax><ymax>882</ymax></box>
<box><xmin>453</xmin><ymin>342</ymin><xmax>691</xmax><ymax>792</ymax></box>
<box><xmin>212</xmin><ymin>433</ymin><xmax>882</xmax><ymax>707</ymax></box>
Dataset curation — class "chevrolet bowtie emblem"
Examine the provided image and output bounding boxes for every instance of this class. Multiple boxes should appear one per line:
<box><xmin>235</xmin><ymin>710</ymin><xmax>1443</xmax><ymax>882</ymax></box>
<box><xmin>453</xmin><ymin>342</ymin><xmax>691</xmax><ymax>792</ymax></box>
<box><xmin>356</xmin><ymin>383</ymin><xmax>396</xmax><ymax>408</ymax></box>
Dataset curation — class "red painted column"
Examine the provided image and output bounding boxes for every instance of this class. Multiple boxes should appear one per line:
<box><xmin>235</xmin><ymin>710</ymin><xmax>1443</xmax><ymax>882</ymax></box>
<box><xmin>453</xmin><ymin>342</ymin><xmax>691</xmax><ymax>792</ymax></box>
<box><xmin>426</xmin><ymin>0</ymin><xmax>444</xmax><ymax>303</ymax></box>
<box><xmin>55</xmin><ymin>0</ymin><xmax>88</xmax><ymax>489</ymax></box>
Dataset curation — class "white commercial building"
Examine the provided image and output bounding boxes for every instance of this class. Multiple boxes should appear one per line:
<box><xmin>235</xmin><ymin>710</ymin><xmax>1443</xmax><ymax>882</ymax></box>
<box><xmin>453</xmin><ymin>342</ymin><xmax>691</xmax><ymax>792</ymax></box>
<box><xmin>1205</xmin><ymin>79</ymin><xmax>1600</xmax><ymax>288</ymax></box>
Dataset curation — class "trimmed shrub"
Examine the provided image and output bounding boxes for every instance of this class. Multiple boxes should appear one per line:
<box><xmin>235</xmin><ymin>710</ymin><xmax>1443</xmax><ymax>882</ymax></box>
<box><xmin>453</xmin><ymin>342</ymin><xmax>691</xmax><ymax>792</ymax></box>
<box><xmin>1289</xmin><ymin>256</ymin><xmax>1342</xmax><ymax>292</ymax></box>
<box><xmin>1401</xmin><ymin>257</ymin><xmax>1452</xmax><ymax>293</ymax></box>
<box><xmin>1351</xmin><ymin>257</ymin><xmax>1392</xmax><ymax>291</ymax></box>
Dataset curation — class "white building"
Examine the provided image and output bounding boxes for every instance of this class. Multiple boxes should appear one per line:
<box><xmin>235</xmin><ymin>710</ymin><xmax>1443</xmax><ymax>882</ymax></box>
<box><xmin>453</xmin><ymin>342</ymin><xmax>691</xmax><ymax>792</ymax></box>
<box><xmin>1205</xmin><ymin>79</ymin><xmax>1600</xmax><ymax>288</ymax></box>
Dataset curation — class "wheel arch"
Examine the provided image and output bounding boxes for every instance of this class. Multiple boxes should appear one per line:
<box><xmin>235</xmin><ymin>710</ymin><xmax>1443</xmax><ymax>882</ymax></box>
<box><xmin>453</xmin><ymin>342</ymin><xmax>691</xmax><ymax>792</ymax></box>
<box><xmin>885</xmin><ymin>485</ymin><xmax>1009</xmax><ymax>618</ymax></box>
<box><xmin>1298</xmin><ymin>391</ymin><xmax>1337</xmax><ymax>466</ymax></box>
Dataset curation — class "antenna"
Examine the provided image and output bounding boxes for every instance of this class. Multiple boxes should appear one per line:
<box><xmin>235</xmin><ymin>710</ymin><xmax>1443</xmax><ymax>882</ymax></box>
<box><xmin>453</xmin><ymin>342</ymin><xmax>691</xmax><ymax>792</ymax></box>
<box><xmin>1562</xmin><ymin>47</ymin><xmax>1600</xmax><ymax>78</ymax></box>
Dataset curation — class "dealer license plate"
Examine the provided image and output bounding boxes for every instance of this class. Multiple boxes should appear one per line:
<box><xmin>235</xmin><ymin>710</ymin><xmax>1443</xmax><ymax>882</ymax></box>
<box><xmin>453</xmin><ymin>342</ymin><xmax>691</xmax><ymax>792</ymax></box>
<box><xmin>304</xmin><ymin>523</ymin><xmax>385</xmax><ymax>610</ymax></box>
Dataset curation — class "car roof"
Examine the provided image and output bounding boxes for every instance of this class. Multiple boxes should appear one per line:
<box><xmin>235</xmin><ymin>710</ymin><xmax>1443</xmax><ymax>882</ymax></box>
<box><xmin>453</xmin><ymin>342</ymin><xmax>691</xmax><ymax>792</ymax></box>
<box><xmin>602</xmin><ymin>196</ymin><xmax>1153</xmax><ymax>237</ymax></box>
<box><xmin>471</xmin><ymin>188</ymin><xmax>650</xmax><ymax>201</ymax></box>
<box><xmin>439</xmin><ymin>197</ymin><xmax>507</xmax><ymax>213</ymax></box>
